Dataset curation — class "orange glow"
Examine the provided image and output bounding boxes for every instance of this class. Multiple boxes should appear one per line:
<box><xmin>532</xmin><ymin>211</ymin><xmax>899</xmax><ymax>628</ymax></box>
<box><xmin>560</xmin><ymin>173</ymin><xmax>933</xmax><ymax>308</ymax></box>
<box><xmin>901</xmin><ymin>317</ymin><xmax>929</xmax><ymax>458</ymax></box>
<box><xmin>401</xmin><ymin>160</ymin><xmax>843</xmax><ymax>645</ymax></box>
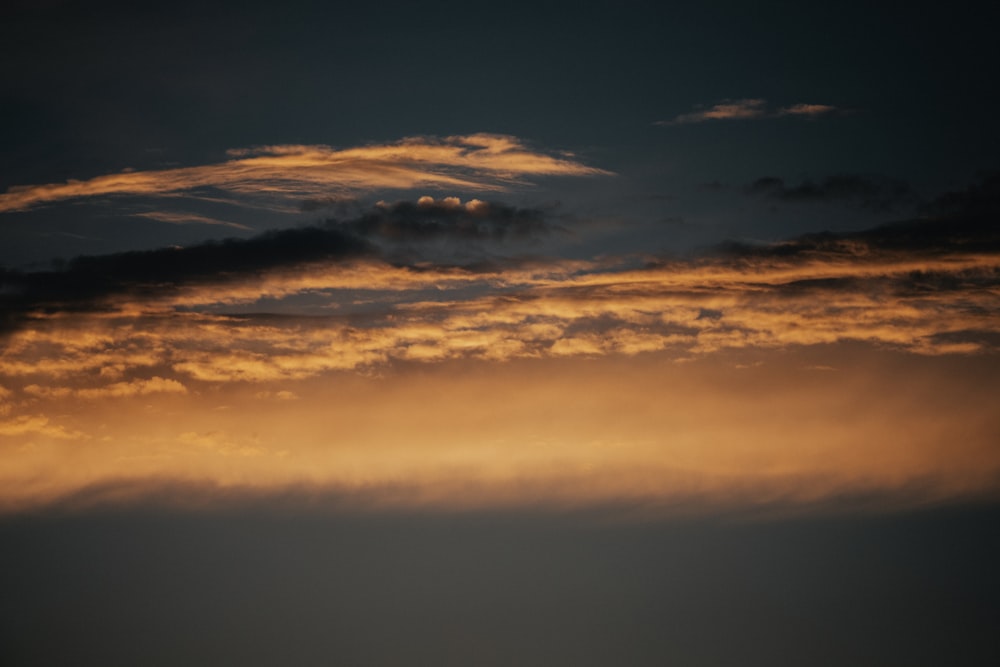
<box><xmin>1</xmin><ymin>349</ymin><xmax>998</xmax><ymax>514</ymax></box>
<box><xmin>2</xmin><ymin>211</ymin><xmax>998</xmax><ymax>514</ymax></box>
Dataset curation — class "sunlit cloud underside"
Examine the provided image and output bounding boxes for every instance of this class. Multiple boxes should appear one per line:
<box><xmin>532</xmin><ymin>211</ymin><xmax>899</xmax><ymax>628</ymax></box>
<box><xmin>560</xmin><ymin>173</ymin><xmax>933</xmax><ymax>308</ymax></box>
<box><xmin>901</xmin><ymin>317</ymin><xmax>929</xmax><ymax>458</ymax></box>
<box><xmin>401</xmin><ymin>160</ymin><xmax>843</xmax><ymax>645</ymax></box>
<box><xmin>3</xmin><ymin>347</ymin><xmax>999</xmax><ymax>514</ymax></box>
<box><xmin>2</xmin><ymin>135</ymin><xmax>998</xmax><ymax>515</ymax></box>
<box><xmin>2</xmin><ymin>198</ymin><xmax>999</xmax><ymax>514</ymax></box>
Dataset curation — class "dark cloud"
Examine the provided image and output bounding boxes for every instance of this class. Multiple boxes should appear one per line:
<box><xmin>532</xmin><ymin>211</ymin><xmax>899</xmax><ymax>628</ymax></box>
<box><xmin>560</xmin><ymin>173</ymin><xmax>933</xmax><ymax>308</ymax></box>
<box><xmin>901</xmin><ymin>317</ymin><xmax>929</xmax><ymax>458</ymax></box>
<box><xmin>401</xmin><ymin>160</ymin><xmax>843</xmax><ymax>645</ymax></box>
<box><xmin>745</xmin><ymin>174</ymin><xmax>914</xmax><ymax>211</ymax></box>
<box><xmin>2</xmin><ymin>178</ymin><xmax>997</xmax><ymax>346</ymax></box>
<box><xmin>721</xmin><ymin>175</ymin><xmax>1000</xmax><ymax>261</ymax></box>
<box><xmin>0</xmin><ymin>199</ymin><xmax>557</xmax><ymax>332</ymax></box>
<box><xmin>0</xmin><ymin>226</ymin><xmax>373</xmax><ymax>331</ymax></box>
<box><xmin>337</xmin><ymin>198</ymin><xmax>553</xmax><ymax>243</ymax></box>
<box><xmin>922</xmin><ymin>170</ymin><xmax>1000</xmax><ymax>218</ymax></box>
<box><xmin>299</xmin><ymin>195</ymin><xmax>362</xmax><ymax>215</ymax></box>
<box><xmin>714</xmin><ymin>218</ymin><xmax>1000</xmax><ymax>261</ymax></box>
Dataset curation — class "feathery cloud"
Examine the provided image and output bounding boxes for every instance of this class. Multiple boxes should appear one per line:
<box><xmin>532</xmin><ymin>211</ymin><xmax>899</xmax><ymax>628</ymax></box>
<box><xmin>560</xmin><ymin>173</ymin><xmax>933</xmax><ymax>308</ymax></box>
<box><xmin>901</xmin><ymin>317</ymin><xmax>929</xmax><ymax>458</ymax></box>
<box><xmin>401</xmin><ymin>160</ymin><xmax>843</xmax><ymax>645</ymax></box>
<box><xmin>131</xmin><ymin>211</ymin><xmax>254</xmax><ymax>231</ymax></box>
<box><xmin>0</xmin><ymin>134</ymin><xmax>610</xmax><ymax>214</ymax></box>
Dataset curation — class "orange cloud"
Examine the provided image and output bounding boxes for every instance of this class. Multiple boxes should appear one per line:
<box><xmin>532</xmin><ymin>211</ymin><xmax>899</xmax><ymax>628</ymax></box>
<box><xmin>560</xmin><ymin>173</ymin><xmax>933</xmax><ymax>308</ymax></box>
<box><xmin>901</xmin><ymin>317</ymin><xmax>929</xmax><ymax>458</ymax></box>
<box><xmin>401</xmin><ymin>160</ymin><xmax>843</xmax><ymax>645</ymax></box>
<box><xmin>778</xmin><ymin>103</ymin><xmax>838</xmax><ymax>116</ymax></box>
<box><xmin>1</xmin><ymin>350</ymin><xmax>998</xmax><ymax>514</ymax></box>
<box><xmin>2</xmin><ymin>210</ymin><xmax>998</xmax><ymax>514</ymax></box>
<box><xmin>0</xmin><ymin>414</ymin><xmax>85</xmax><ymax>439</ymax></box>
<box><xmin>132</xmin><ymin>211</ymin><xmax>254</xmax><ymax>230</ymax></box>
<box><xmin>1</xmin><ymin>244</ymin><xmax>997</xmax><ymax>391</ymax></box>
<box><xmin>25</xmin><ymin>376</ymin><xmax>187</xmax><ymax>400</ymax></box>
<box><xmin>0</xmin><ymin>134</ymin><xmax>610</xmax><ymax>213</ymax></box>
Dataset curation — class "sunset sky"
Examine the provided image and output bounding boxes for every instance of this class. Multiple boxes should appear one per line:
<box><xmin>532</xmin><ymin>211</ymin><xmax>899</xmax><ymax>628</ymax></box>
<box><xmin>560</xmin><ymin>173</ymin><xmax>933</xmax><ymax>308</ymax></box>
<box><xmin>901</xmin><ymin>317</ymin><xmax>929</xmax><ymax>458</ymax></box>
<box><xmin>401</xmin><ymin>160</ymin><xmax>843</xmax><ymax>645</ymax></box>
<box><xmin>2</xmin><ymin>1</ymin><xmax>999</xmax><ymax>665</ymax></box>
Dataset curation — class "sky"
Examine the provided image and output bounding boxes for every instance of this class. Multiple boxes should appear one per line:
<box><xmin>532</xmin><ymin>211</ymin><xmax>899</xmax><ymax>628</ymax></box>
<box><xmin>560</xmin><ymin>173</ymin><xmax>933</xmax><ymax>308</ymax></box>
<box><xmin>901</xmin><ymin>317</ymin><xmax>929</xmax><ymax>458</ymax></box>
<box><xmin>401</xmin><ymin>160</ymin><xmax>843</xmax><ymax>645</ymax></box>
<box><xmin>2</xmin><ymin>1</ymin><xmax>999</xmax><ymax>665</ymax></box>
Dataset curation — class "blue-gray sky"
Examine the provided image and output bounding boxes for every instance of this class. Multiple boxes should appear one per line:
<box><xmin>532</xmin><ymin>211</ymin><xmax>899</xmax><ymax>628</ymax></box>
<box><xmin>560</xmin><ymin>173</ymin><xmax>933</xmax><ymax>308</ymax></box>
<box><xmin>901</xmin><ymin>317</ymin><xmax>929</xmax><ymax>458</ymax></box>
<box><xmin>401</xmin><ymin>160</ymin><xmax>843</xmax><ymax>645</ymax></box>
<box><xmin>3</xmin><ymin>0</ymin><xmax>998</xmax><ymax>265</ymax></box>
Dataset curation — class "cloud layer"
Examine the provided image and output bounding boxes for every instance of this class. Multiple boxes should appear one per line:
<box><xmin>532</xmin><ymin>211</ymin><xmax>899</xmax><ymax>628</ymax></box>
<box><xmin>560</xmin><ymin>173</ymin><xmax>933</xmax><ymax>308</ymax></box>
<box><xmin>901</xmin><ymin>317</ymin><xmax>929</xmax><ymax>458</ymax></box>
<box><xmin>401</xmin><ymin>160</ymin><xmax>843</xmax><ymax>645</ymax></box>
<box><xmin>1</xmin><ymin>176</ymin><xmax>998</xmax><ymax>514</ymax></box>
<box><xmin>3</xmin><ymin>188</ymin><xmax>997</xmax><ymax>361</ymax></box>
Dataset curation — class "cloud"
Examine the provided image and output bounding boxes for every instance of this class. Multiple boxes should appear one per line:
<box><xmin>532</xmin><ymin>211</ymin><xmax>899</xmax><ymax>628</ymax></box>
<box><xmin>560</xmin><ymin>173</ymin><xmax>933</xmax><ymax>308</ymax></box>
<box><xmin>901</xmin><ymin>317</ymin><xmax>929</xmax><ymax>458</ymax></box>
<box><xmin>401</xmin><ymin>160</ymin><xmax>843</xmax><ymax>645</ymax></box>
<box><xmin>658</xmin><ymin>99</ymin><xmax>839</xmax><ymax>125</ymax></box>
<box><xmin>662</xmin><ymin>98</ymin><xmax>768</xmax><ymax>124</ymax></box>
<box><xmin>299</xmin><ymin>194</ymin><xmax>362</xmax><ymax>214</ymax></box>
<box><xmin>0</xmin><ymin>134</ymin><xmax>611</xmax><ymax>214</ymax></box>
<box><xmin>0</xmin><ymin>191</ymin><xmax>996</xmax><ymax>393</ymax></box>
<box><xmin>777</xmin><ymin>103</ymin><xmax>839</xmax><ymax>116</ymax></box>
<box><xmin>0</xmin><ymin>414</ymin><xmax>85</xmax><ymax>439</ymax></box>
<box><xmin>0</xmin><ymin>176</ymin><xmax>997</xmax><ymax>390</ymax></box>
<box><xmin>2</xmin><ymin>346</ymin><xmax>999</xmax><ymax>515</ymax></box>
<box><xmin>922</xmin><ymin>170</ymin><xmax>1000</xmax><ymax>218</ymax></box>
<box><xmin>177</xmin><ymin>430</ymin><xmax>269</xmax><ymax>458</ymax></box>
<box><xmin>745</xmin><ymin>174</ymin><xmax>914</xmax><ymax>210</ymax></box>
<box><xmin>132</xmin><ymin>211</ymin><xmax>254</xmax><ymax>231</ymax></box>
<box><xmin>25</xmin><ymin>376</ymin><xmax>187</xmax><ymax>400</ymax></box>
<box><xmin>1</xmin><ymin>178</ymin><xmax>999</xmax><ymax>513</ymax></box>
<box><xmin>254</xmin><ymin>390</ymin><xmax>299</xmax><ymax>401</ymax></box>
<box><xmin>0</xmin><ymin>224</ymin><xmax>375</xmax><ymax>331</ymax></box>
<box><xmin>342</xmin><ymin>196</ymin><xmax>554</xmax><ymax>243</ymax></box>
<box><xmin>0</xmin><ymin>198</ymin><xmax>560</xmax><ymax>332</ymax></box>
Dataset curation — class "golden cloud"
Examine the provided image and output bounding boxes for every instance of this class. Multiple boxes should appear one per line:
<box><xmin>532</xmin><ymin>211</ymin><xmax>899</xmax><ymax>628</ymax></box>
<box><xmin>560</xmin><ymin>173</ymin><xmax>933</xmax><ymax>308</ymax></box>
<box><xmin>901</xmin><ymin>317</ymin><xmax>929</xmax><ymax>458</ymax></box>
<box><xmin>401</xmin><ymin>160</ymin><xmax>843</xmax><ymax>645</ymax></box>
<box><xmin>2</xmin><ymin>212</ymin><xmax>998</xmax><ymax>514</ymax></box>
<box><xmin>0</xmin><ymin>134</ymin><xmax>610</xmax><ymax>213</ymax></box>
<box><xmin>25</xmin><ymin>376</ymin><xmax>187</xmax><ymax>400</ymax></box>
<box><xmin>131</xmin><ymin>211</ymin><xmax>254</xmax><ymax>230</ymax></box>
<box><xmin>0</xmin><ymin>350</ymin><xmax>998</xmax><ymax>514</ymax></box>
<box><xmin>2</xmin><ymin>245</ymin><xmax>998</xmax><ymax>390</ymax></box>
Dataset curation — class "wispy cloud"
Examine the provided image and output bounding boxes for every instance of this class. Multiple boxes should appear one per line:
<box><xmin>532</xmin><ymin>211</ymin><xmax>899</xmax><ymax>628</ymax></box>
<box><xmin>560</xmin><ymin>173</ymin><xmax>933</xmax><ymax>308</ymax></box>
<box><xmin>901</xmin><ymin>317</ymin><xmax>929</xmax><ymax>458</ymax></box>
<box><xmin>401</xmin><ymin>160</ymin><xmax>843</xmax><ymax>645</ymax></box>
<box><xmin>658</xmin><ymin>99</ymin><xmax>839</xmax><ymax>125</ymax></box>
<box><xmin>0</xmin><ymin>134</ymin><xmax>611</xmax><ymax>214</ymax></box>
<box><xmin>778</xmin><ymin>103</ymin><xmax>838</xmax><ymax>116</ymax></box>
<box><xmin>132</xmin><ymin>211</ymin><xmax>254</xmax><ymax>231</ymax></box>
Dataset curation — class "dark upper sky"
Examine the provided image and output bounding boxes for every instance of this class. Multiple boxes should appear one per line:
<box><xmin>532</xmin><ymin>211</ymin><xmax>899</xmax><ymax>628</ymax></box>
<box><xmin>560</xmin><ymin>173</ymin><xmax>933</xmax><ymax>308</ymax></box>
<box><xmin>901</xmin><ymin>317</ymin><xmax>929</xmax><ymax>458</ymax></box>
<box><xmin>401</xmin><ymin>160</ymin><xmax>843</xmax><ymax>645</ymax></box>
<box><xmin>3</xmin><ymin>0</ymin><xmax>998</xmax><ymax>266</ymax></box>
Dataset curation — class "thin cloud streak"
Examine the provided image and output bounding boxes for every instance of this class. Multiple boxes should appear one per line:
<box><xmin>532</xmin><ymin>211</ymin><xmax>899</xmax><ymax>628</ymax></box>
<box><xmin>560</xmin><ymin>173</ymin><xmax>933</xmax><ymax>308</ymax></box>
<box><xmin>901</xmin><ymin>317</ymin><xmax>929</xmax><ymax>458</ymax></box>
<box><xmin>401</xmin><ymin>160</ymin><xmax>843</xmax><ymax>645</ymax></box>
<box><xmin>780</xmin><ymin>103</ymin><xmax>838</xmax><ymax>116</ymax></box>
<box><xmin>658</xmin><ymin>99</ymin><xmax>839</xmax><ymax>125</ymax></box>
<box><xmin>0</xmin><ymin>134</ymin><xmax>610</xmax><ymax>213</ymax></box>
<box><xmin>132</xmin><ymin>211</ymin><xmax>254</xmax><ymax>231</ymax></box>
